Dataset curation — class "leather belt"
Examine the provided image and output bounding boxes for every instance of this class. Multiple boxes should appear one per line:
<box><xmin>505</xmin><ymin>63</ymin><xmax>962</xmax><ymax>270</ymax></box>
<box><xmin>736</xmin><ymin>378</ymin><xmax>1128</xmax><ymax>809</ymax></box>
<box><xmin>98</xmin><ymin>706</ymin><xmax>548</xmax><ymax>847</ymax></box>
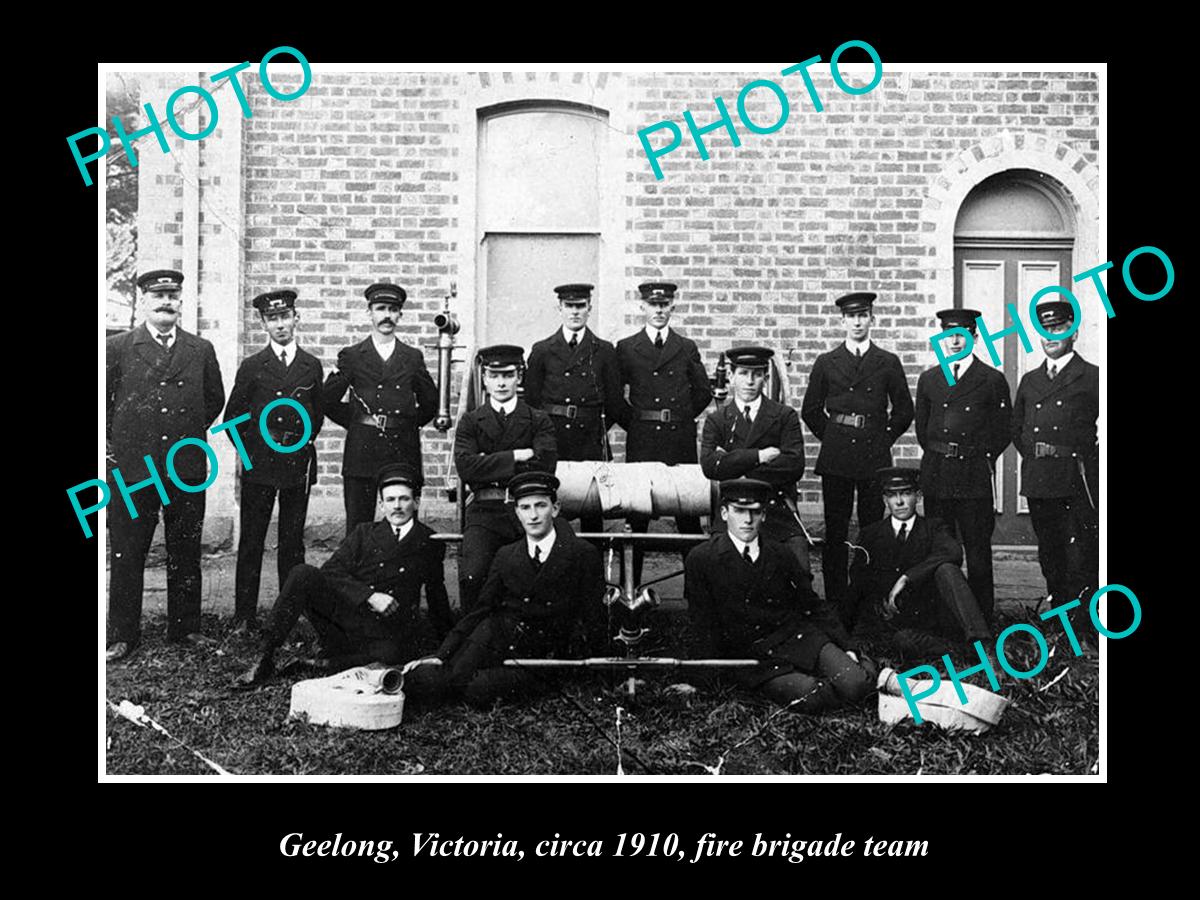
<box><xmin>1034</xmin><ymin>441</ymin><xmax>1079</xmax><ymax>459</ymax></box>
<box><xmin>470</xmin><ymin>487</ymin><xmax>508</xmax><ymax>502</ymax></box>
<box><xmin>267</xmin><ymin>429</ymin><xmax>304</xmax><ymax>445</ymax></box>
<box><xmin>636</xmin><ymin>408</ymin><xmax>674</xmax><ymax>423</ymax></box>
<box><xmin>928</xmin><ymin>439</ymin><xmax>979</xmax><ymax>459</ymax></box>
<box><xmin>831</xmin><ymin>412</ymin><xmax>878</xmax><ymax>429</ymax></box>
<box><xmin>354</xmin><ymin>411</ymin><xmax>409</xmax><ymax>431</ymax></box>
<box><xmin>545</xmin><ymin>403</ymin><xmax>600</xmax><ymax>420</ymax></box>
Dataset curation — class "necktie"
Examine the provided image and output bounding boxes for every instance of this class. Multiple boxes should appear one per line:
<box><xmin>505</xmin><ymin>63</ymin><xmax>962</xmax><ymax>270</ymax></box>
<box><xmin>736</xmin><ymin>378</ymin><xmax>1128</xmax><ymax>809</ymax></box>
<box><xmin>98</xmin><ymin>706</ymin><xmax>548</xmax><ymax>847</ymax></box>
<box><xmin>497</xmin><ymin>408</ymin><xmax>507</xmax><ymax>428</ymax></box>
<box><xmin>280</xmin><ymin>348</ymin><xmax>288</xmax><ymax>366</ymax></box>
<box><xmin>897</xmin><ymin>523</ymin><xmax>908</xmax><ymax>545</ymax></box>
<box><xmin>855</xmin><ymin>347</ymin><xmax>862</xmax><ymax>359</ymax></box>
<box><xmin>743</xmin><ymin>405</ymin><xmax>753</xmax><ymax>426</ymax></box>
<box><xmin>743</xmin><ymin>545</ymin><xmax>754</xmax><ymax>565</ymax></box>
<box><xmin>654</xmin><ymin>332</ymin><xmax>664</xmax><ymax>350</ymax></box>
<box><xmin>568</xmin><ymin>333</ymin><xmax>578</xmax><ymax>350</ymax></box>
<box><xmin>532</xmin><ymin>545</ymin><xmax>542</xmax><ymax>569</ymax></box>
<box><xmin>953</xmin><ymin>363</ymin><xmax>960</xmax><ymax>381</ymax></box>
<box><xmin>1047</xmin><ymin>363</ymin><xmax>1057</xmax><ymax>380</ymax></box>
<box><xmin>395</xmin><ymin>526</ymin><xmax>403</xmax><ymax>542</ymax></box>
<box><xmin>158</xmin><ymin>334</ymin><xmax>171</xmax><ymax>351</ymax></box>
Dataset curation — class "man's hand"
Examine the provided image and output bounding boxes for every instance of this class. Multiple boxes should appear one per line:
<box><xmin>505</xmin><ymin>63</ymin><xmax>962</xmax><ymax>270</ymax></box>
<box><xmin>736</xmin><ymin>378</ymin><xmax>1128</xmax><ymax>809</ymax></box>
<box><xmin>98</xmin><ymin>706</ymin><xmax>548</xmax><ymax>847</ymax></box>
<box><xmin>366</xmin><ymin>592</ymin><xmax>398</xmax><ymax>618</ymax></box>
<box><xmin>401</xmin><ymin>657</ymin><xmax>442</xmax><ymax>676</ymax></box>
<box><xmin>758</xmin><ymin>447</ymin><xmax>782</xmax><ymax>464</ymax></box>
<box><xmin>881</xmin><ymin>576</ymin><xmax>908</xmax><ymax>620</ymax></box>
<box><xmin>512</xmin><ymin>448</ymin><xmax>535</xmax><ymax>462</ymax></box>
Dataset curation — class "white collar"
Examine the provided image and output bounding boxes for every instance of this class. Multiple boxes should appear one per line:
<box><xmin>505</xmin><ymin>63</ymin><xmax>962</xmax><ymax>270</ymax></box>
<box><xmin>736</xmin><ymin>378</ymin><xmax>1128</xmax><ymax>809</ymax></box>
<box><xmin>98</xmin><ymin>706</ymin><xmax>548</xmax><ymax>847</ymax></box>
<box><xmin>528</xmin><ymin>527</ymin><xmax>557</xmax><ymax>561</ymax></box>
<box><xmin>269</xmin><ymin>338</ymin><xmax>296</xmax><ymax>361</ymax></box>
<box><xmin>490</xmin><ymin>396</ymin><xmax>518</xmax><ymax>415</ymax></box>
<box><xmin>148</xmin><ymin>324</ymin><xmax>177</xmax><ymax>345</ymax></box>
<box><xmin>844</xmin><ymin>337</ymin><xmax>872</xmax><ymax>355</ymax></box>
<box><xmin>735</xmin><ymin>395</ymin><xmax>764</xmax><ymax>420</ymax></box>
<box><xmin>727</xmin><ymin>532</ymin><xmax>760</xmax><ymax>562</ymax></box>
<box><xmin>371</xmin><ymin>333</ymin><xmax>396</xmax><ymax>358</ymax></box>
<box><xmin>644</xmin><ymin>324</ymin><xmax>671</xmax><ymax>343</ymax></box>
<box><xmin>392</xmin><ymin>519</ymin><xmax>414</xmax><ymax>541</ymax></box>
<box><xmin>891</xmin><ymin>515</ymin><xmax>916</xmax><ymax>536</ymax></box>
<box><xmin>562</xmin><ymin>325</ymin><xmax>587</xmax><ymax>345</ymax></box>
<box><xmin>1046</xmin><ymin>352</ymin><xmax>1074</xmax><ymax>373</ymax></box>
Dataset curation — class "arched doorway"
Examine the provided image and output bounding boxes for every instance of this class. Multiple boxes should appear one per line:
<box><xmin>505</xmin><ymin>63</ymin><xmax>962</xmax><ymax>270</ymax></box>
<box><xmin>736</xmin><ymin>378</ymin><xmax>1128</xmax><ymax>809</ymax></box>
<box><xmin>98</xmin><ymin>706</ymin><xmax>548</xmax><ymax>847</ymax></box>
<box><xmin>954</xmin><ymin>169</ymin><xmax>1076</xmax><ymax>544</ymax></box>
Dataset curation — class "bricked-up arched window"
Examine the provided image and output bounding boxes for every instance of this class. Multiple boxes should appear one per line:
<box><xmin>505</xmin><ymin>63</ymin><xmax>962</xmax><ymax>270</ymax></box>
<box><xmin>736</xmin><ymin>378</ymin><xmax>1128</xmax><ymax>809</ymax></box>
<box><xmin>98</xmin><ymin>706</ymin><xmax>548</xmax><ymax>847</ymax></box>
<box><xmin>477</xmin><ymin>102</ymin><xmax>607</xmax><ymax>350</ymax></box>
<box><xmin>954</xmin><ymin>168</ymin><xmax>1075</xmax><ymax>543</ymax></box>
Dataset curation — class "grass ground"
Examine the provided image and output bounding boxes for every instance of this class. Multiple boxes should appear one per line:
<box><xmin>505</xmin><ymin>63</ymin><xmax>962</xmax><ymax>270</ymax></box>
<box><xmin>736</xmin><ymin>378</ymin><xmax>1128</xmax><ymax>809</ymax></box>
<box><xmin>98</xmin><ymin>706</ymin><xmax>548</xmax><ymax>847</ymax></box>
<box><xmin>105</xmin><ymin>604</ymin><xmax>1098</xmax><ymax>776</ymax></box>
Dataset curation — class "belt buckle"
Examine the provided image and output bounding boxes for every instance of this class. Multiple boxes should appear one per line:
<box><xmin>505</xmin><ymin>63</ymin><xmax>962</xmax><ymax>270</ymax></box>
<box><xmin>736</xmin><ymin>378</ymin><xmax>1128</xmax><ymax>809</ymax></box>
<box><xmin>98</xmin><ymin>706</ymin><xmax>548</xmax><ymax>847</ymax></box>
<box><xmin>946</xmin><ymin>441</ymin><xmax>960</xmax><ymax>458</ymax></box>
<box><xmin>566</xmin><ymin>404</ymin><xmax>578</xmax><ymax>420</ymax></box>
<box><xmin>660</xmin><ymin>409</ymin><xmax>672</xmax><ymax>423</ymax></box>
<box><xmin>1035</xmin><ymin>441</ymin><xmax>1053</xmax><ymax>458</ymax></box>
<box><xmin>846</xmin><ymin>413</ymin><xmax>863</xmax><ymax>428</ymax></box>
<box><xmin>373</xmin><ymin>413</ymin><xmax>388</xmax><ymax>431</ymax></box>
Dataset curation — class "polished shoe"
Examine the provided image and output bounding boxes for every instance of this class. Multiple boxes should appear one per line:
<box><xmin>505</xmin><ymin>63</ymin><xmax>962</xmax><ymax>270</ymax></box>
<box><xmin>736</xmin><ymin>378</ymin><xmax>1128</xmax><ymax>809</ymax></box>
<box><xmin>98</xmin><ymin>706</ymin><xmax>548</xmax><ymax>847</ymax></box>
<box><xmin>234</xmin><ymin>655</ymin><xmax>276</xmax><ymax>690</ymax></box>
<box><xmin>892</xmin><ymin>629</ymin><xmax>952</xmax><ymax>662</ymax></box>
<box><xmin>105</xmin><ymin>642</ymin><xmax>134</xmax><ymax>662</ymax></box>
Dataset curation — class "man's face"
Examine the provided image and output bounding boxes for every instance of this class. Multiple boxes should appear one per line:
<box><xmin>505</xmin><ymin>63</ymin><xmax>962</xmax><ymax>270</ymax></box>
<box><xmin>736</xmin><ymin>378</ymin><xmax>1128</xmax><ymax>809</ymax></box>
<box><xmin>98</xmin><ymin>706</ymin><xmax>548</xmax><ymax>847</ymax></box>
<box><xmin>721</xmin><ymin>501</ymin><xmax>765</xmax><ymax>543</ymax></box>
<box><xmin>369</xmin><ymin>301</ymin><xmax>402</xmax><ymax>337</ymax></box>
<box><xmin>143</xmin><ymin>289</ymin><xmax>182</xmax><ymax>331</ymax></box>
<box><xmin>944</xmin><ymin>328</ymin><xmax>972</xmax><ymax>357</ymax></box>
<box><xmin>262</xmin><ymin>309</ymin><xmax>298</xmax><ymax>345</ymax></box>
<box><xmin>516</xmin><ymin>494</ymin><xmax>559</xmax><ymax>541</ymax></box>
<box><xmin>844</xmin><ymin>310</ymin><xmax>873</xmax><ymax>342</ymax></box>
<box><xmin>484</xmin><ymin>367</ymin><xmax>519</xmax><ymax>403</ymax></box>
<box><xmin>731</xmin><ymin>365</ymin><xmax>767</xmax><ymax>404</ymax></box>
<box><xmin>559</xmin><ymin>300</ymin><xmax>591</xmax><ymax>332</ymax></box>
<box><xmin>641</xmin><ymin>299</ymin><xmax>673</xmax><ymax>330</ymax></box>
<box><xmin>883</xmin><ymin>488</ymin><xmax>919</xmax><ymax>521</ymax></box>
<box><xmin>379</xmin><ymin>483</ymin><xmax>418</xmax><ymax>527</ymax></box>
<box><xmin>1040</xmin><ymin>323</ymin><xmax>1076</xmax><ymax>360</ymax></box>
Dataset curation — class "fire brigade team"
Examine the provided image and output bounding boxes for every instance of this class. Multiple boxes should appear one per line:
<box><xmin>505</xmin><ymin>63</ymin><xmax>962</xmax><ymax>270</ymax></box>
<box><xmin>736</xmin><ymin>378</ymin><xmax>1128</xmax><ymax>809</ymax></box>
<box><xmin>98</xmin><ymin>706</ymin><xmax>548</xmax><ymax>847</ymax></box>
<box><xmin>104</xmin><ymin>272</ymin><xmax>1100</xmax><ymax>717</ymax></box>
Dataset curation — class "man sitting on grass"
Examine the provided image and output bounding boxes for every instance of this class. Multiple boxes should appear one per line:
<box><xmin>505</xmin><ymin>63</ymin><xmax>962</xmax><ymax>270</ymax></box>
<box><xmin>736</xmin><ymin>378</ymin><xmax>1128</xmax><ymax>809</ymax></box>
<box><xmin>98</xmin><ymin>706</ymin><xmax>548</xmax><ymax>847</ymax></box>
<box><xmin>402</xmin><ymin>472</ymin><xmax>607</xmax><ymax>707</ymax></box>
<box><xmin>235</xmin><ymin>463</ymin><xmax>453</xmax><ymax>688</ymax></box>
<box><xmin>843</xmin><ymin>466</ymin><xmax>993</xmax><ymax>664</ymax></box>
<box><xmin>684</xmin><ymin>477</ymin><xmax>877</xmax><ymax>713</ymax></box>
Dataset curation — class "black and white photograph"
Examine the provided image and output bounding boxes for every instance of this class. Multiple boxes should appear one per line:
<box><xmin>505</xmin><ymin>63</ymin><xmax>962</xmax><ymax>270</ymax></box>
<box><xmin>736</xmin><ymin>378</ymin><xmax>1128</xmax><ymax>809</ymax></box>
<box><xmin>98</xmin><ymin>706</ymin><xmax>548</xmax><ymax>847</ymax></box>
<box><xmin>90</xmin><ymin>55</ymin><xmax>1120</xmax><ymax>780</ymax></box>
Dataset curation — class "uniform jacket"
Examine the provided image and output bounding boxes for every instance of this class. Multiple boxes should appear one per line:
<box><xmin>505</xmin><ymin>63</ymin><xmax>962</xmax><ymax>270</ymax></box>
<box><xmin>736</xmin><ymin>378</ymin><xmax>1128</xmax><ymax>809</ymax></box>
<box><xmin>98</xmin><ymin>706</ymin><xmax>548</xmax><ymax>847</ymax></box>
<box><xmin>849</xmin><ymin>515</ymin><xmax>963</xmax><ymax>617</ymax></box>
<box><xmin>106</xmin><ymin>323</ymin><xmax>226</xmax><ymax>482</ymax></box>
<box><xmin>616</xmin><ymin>329</ymin><xmax>713</xmax><ymax>464</ymax></box>
<box><xmin>322</xmin><ymin>338</ymin><xmax>438</xmax><ymax>478</ymax></box>
<box><xmin>1012</xmin><ymin>354</ymin><xmax>1100</xmax><ymax>500</ymax></box>
<box><xmin>801</xmin><ymin>342</ymin><xmax>914</xmax><ymax>479</ymax></box>
<box><xmin>915</xmin><ymin>356</ymin><xmax>1011</xmax><ymax>499</ymax></box>
<box><xmin>524</xmin><ymin>327</ymin><xmax>623</xmax><ymax>461</ymax></box>
<box><xmin>321</xmin><ymin>518</ymin><xmax>454</xmax><ymax>641</ymax></box>
<box><xmin>436</xmin><ymin>520</ymin><xmax>606</xmax><ymax>663</ymax></box>
<box><xmin>222</xmin><ymin>344</ymin><xmax>323</xmax><ymax>487</ymax></box>
<box><xmin>700</xmin><ymin>396</ymin><xmax>806</xmax><ymax>492</ymax></box>
<box><xmin>685</xmin><ymin>534</ymin><xmax>850</xmax><ymax>679</ymax></box>
<box><xmin>453</xmin><ymin>400</ymin><xmax>558</xmax><ymax>493</ymax></box>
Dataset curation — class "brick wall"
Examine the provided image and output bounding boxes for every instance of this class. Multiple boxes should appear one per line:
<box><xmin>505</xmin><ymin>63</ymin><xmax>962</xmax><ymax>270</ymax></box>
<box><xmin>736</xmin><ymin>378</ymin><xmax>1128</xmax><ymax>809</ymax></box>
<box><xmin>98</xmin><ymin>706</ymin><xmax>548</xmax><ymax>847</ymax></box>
<box><xmin>131</xmin><ymin>68</ymin><xmax>1099</xmax><ymax>529</ymax></box>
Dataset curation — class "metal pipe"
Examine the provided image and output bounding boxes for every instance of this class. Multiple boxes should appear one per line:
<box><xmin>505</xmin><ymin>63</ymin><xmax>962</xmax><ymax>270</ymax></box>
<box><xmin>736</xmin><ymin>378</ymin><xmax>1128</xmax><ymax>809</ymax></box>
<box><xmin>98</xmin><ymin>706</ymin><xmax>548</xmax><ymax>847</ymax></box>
<box><xmin>432</xmin><ymin>283</ymin><xmax>460</xmax><ymax>433</ymax></box>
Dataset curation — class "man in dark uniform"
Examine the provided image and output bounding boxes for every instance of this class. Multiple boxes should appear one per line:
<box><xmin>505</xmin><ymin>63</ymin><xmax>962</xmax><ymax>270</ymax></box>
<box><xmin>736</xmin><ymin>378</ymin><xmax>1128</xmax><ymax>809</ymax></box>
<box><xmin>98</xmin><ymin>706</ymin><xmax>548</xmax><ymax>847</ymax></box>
<box><xmin>801</xmin><ymin>292</ymin><xmax>913</xmax><ymax>616</ymax></box>
<box><xmin>524</xmin><ymin>283</ymin><xmax>623</xmax><ymax>535</ymax></box>
<box><xmin>700</xmin><ymin>346</ymin><xmax>812</xmax><ymax>586</ymax></box>
<box><xmin>222</xmin><ymin>289</ymin><xmax>324</xmax><ymax>633</ymax></box>
<box><xmin>105</xmin><ymin>269</ymin><xmax>226</xmax><ymax>661</ymax></box>
<box><xmin>235</xmin><ymin>463</ymin><xmax>453</xmax><ymax>687</ymax></box>
<box><xmin>684</xmin><ymin>478</ymin><xmax>875</xmax><ymax>713</ymax></box>
<box><xmin>616</xmin><ymin>282</ymin><xmax>714</xmax><ymax>579</ymax></box>
<box><xmin>915</xmin><ymin>308</ymin><xmax>1011</xmax><ymax>621</ymax></box>
<box><xmin>323</xmin><ymin>282</ymin><xmax>438</xmax><ymax>533</ymax></box>
<box><xmin>1013</xmin><ymin>300</ymin><xmax>1099</xmax><ymax>636</ymax></box>
<box><xmin>454</xmin><ymin>345</ymin><xmax>558</xmax><ymax>613</ymax></box>
<box><xmin>403</xmin><ymin>472</ymin><xmax>606</xmax><ymax>707</ymax></box>
<box><xmin>844</xmin><ymin>467</ymin><xmax>992</xmax><ymax>661</ymax></box>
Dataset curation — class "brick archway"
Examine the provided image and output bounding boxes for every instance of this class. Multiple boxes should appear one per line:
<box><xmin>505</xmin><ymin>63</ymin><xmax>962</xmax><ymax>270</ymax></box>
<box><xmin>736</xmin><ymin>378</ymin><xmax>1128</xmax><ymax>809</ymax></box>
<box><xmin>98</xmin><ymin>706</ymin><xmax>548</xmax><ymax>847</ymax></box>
<box><xmin>922</xmin><ymin>131</ymin><xmax>1101</xmax><ymax>318</ymax></box>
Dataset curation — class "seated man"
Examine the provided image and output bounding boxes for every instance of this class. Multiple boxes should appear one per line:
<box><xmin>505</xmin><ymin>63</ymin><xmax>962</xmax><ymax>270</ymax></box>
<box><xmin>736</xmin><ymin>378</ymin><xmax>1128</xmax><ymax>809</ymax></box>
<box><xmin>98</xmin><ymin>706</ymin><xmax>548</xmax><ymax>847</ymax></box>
<box><xmin>700</xmin><ymin>345</ymin><xmax>812</xmax><ymax>585</ymax></box>
<box><xmin>404</xmin><ymin>472</ymin><xmax>606</xmax><ymax>707</ymax></box>
<box><xmin>684</xmin><ymin>478</ymin><xmax>876</xmax><ymax>714</ymax></box>
<box><xmin>843</xmin><ymin>466</ymin><xmax>992</xmax><ymax>660</ymax></box>
<box><xmin>235</xmin><ymin>463</ymin><xmax>453</xmax><ymax>687</ymax></box>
